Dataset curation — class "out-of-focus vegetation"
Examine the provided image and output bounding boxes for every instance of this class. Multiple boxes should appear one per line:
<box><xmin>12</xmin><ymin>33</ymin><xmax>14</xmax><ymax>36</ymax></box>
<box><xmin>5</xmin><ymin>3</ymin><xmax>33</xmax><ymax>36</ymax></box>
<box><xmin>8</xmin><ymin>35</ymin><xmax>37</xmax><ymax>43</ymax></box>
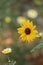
<box><xmin>0</xmin><ymin>0</ymin><xmax>43</xmax><ymax>65</ymax></box>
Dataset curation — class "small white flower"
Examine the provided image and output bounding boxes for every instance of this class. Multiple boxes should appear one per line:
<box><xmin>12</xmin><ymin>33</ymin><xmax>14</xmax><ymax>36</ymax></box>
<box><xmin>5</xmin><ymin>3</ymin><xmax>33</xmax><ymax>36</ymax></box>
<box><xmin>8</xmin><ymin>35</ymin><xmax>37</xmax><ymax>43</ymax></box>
<box><xmin>17</xmin><ymin>16</ymin><xmax>26</xmax><ymax>24</ymax></box>
<box><xmin>36</xmin><ymin>32</ymin><xmax>42</xmax><ymax>37</ymax></box>
<box><xmin>2</xmin><ymin>48</ymin><xmax>12</xmax><ymax>54</ymax></box>
<box><xmin>39</xmin><ymin>32</ymin><xmax>42</xmax><ymax>36</ymax></box>
<box><xmin>27</xmin><ymin>9</ymin><xmax>38</xmax><ymax>18</ymax></box>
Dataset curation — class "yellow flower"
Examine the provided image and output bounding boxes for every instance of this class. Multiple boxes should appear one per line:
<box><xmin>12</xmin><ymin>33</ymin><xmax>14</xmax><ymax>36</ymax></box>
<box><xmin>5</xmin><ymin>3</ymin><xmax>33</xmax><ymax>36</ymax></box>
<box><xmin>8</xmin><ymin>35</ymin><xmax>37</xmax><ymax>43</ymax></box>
<box><xmin>2</xmin><ymin>48</ymin><xmax>12</xmax><ymax>54</ymax></box>
<box><xmin>27</xmin><ymin>9</ymin><xmax>38</xmax><ymax>18</ymax></box>
<box><xmin>17</xmin><ymin>20</ymin><xmax>38</xmax><ymax>42</ymax></box>
<box><xmin>4</xmin><ymin>16</ymin><xmax>11</xmax><ymax>23</ymax></box>
<box><xmin>17</xmin><ymin>16</ymin><xmax>26</xmax><ymax>24</ymax></box>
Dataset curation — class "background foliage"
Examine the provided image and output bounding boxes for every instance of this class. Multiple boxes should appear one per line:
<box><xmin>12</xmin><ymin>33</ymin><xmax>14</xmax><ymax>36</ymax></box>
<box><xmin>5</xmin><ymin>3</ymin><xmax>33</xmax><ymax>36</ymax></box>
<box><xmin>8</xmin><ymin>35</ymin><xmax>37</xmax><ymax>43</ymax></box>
<box><xmin>0</xmin><ymin>0</ymin><xmax>43</xmax><ymax>65</ymax></box>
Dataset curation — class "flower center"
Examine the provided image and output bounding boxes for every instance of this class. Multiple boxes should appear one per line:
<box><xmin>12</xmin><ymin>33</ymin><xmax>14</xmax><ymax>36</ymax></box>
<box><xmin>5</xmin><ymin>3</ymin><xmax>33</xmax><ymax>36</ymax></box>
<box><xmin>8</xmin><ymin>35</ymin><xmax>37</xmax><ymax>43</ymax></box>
<box><xmin>25</xmin><ymin>28</ymin><xmax>31</xmax><ymax>35</ymax></box>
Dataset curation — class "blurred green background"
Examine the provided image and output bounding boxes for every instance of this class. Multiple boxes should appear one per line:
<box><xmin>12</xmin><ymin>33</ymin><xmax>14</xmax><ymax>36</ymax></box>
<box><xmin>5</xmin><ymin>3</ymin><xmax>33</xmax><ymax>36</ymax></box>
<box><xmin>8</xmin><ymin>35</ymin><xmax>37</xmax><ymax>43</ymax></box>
<box><xmin>0</xmin><ymin>0</ymin><xmax>43</xmax><ymax>65</ymax></box>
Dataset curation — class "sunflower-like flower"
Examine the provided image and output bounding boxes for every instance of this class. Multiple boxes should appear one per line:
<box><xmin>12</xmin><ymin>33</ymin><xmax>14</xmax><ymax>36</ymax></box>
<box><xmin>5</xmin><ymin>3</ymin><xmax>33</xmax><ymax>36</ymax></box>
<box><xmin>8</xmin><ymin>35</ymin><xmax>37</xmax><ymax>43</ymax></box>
<box><xmin>17</xmin><ymin>20</ymin><xmax>38</xmax><ymax>42</ymax></box>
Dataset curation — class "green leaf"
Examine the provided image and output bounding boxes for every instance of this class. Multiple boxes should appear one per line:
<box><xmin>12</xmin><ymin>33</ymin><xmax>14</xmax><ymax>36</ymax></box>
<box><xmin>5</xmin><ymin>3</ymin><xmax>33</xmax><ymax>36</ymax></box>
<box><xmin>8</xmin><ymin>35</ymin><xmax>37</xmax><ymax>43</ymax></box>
<box><xmin>30</xmin><ymin>42</ymin><xmax>43</xmax><ymax>53</ymax></box>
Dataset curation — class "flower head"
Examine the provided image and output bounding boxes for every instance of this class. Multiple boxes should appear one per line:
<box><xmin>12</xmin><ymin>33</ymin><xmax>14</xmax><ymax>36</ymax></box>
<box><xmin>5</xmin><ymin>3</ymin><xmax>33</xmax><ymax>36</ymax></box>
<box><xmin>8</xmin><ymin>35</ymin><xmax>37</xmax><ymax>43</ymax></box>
<box><xmin>17</xmin><ymin>20</ymin><xmax>38</xmax><ymax>42</ymax></box>
<box><xmin>17</xmin><ymin>16</ymin><xmax>26</xmax><ymax>24</ymax></box>
<box><xmin>2</xmin><ymin>48</ymin><xmax>12</xmax><ymax>54</ymax></box>
<box><xmin>36</xmin><ymin>32</ymin><xmax>42</xmax><ymax>37</ymax></box>
<box><xmin>27</xmin><ymin>9</ymin><xmax>38</xmax><ymax>18</ymax></box>
<box><xmin>4</xmin><ymin>16</ymin><xmax>11</xmax><ymax>23</ymax></box>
